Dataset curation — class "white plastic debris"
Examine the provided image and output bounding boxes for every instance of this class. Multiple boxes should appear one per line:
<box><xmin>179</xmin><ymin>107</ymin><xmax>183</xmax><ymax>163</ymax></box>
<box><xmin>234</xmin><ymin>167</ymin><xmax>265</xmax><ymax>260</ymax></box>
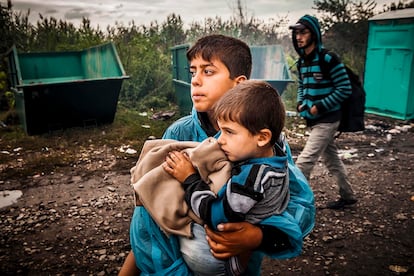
<box><xmin>0</xmin><ymin>190</ymin><xmax>23</xmax><ymax>209</ymax></box>
<box><xmin>118</xmin><ymin>145</ymin><xmax>137</xmax><ymax>155</ymax></box>
<box><xmin>388</xmin><ymin>128</ymin><xmax>400</xmax><ymax>134</ymax></box>
<box><xmin>386</xmin><ymin>134</ymin><xmax>392</xmax><ymax>142</ymax></box>
<box><xmin>365</xmin><ymin>124</ymin><xmax>379</xmax><ymax>131</ymax></box>
<box><xmin>395</xmin><ymin>125</ymin><xmax>412</xmax><ymax>132</ymax></box>
<box><xmin>125</xmin><ymin>148</ymin><xmax>137</xmax><ymax>155</ymax></box>
<box><xmin>338</xmin><ymin>148</ymin><xmax>359</xmax><ymax>160</ymax></box>
<box><xmin>286</xmin><ymin>111</ymin><xmax>298</xmax><ymax>117</ymax></box>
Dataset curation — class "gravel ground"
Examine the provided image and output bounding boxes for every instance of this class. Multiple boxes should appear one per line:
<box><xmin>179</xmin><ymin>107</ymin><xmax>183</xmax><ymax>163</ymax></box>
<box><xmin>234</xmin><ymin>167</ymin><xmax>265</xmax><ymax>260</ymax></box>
<box><xmin>1</xmin><ymin>114</ymin><xmax>413</xmax><ymax>275</ymax></box>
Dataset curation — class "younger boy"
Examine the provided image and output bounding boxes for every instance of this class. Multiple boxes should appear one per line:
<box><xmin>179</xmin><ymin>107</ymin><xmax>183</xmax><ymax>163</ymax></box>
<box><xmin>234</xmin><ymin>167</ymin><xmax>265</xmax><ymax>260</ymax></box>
<box><xmin>163</xmin><ymin>80</ymin><xmax>290</xmax><ymax>275</ymax></box>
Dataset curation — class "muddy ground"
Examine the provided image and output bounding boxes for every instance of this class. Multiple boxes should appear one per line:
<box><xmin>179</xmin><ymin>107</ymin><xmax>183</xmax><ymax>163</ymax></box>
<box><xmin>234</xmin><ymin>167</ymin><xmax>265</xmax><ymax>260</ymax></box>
<box><xmin>0</xmin><ymin>114</ymin><xmax>413</xmax><ymax>275</ymax></box>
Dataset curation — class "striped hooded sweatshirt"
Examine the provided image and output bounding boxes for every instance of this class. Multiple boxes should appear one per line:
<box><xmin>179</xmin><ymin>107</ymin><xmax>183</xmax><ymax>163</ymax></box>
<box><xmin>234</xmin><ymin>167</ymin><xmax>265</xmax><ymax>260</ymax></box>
<box><xmin>292</xmin><ymin>14</ymin><xmax>352</xmax><ymax>126</ymax></box>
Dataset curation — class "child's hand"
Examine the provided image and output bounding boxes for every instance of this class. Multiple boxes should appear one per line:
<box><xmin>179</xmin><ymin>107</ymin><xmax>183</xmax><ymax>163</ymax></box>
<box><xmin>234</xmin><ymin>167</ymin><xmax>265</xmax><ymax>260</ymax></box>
<box><xmin>163</xmin><ymin>151</ymin><xmax>196</xmax><ymax>182</ymax></box>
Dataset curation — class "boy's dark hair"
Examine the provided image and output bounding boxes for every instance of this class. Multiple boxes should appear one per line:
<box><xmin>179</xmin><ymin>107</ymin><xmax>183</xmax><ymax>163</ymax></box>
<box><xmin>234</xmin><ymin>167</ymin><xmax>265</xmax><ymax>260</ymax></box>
<box><xmin>213</xmin><ymin>80</ymin><xmax>285</xmax><ymax>145</ymax></box>
<box><xmin>187</xmin><ymin>34</ymin><xmax>252</xmax><ymax>79</ymax></box>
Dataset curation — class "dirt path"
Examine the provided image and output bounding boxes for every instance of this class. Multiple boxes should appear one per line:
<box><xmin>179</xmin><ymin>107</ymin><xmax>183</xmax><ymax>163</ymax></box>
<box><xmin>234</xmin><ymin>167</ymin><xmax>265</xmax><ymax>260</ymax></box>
<box><xmin>1</xmin><ymin>115</ymin><xmax>413</xmax><ymax>275</ymax></box>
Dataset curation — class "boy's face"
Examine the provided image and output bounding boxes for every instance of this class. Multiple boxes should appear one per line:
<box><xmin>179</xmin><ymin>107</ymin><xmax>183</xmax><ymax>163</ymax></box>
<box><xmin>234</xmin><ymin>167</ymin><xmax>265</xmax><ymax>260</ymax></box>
<box><xmin>216</xmin><ymin>119</ymin><xmax>261</xmax><ymax>162</ymax></box>
<box><xmin>189</xmin><ymin>56</ymin><xmax>240</xmax><ymax>112</ymax></box>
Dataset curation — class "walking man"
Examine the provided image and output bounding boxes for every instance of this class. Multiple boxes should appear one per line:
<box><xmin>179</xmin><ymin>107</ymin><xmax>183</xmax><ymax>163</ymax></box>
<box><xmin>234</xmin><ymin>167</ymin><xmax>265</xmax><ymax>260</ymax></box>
<box><xmin>290</xmin><ymin>15</ymin><xmax>357</xmax><ymax>209</ymax></box>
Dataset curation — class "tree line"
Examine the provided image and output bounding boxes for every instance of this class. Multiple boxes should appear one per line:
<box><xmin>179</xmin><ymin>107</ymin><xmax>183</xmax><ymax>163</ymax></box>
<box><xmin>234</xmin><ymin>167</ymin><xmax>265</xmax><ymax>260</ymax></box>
<box><xmin>1</xmin><ymin>0</ymin><xmax>413</xmax><ymax>117</ymax></box>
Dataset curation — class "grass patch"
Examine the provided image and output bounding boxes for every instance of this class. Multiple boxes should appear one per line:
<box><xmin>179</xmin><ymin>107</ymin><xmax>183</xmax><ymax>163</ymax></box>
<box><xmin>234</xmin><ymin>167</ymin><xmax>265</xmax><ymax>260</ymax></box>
<box><xmin>1</xmin><ymin>103</ymin><xmax>306</xmax><ymax>181</ymax></box>
<box><xmin>0</xmin><ymin>105</ymin><xmax>179</xmax><ymax>180</ymax></box>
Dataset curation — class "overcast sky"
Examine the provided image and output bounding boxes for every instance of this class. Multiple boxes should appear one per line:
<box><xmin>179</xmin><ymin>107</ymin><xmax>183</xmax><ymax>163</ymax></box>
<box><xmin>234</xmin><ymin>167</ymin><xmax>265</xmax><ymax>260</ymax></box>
<box><xmin>8</xmin><ymin>0</ymin><xmax>394</xmax><ymax>29</ymax></box>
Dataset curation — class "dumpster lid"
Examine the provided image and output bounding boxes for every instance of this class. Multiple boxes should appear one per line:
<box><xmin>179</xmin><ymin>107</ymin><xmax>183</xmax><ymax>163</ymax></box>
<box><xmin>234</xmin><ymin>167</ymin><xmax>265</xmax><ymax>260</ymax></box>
<box><xmin>369</xmin><ymin>8</ymin><xmax>414</xmax><ymax>21</ymax></box>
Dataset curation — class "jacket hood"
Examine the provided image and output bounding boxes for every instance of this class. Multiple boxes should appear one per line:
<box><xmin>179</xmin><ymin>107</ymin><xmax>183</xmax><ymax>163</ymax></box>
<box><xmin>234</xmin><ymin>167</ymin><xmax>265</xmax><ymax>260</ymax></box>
<box><xmin>290</xmin><ymin>15</ymin><xmax>323</xmax><ymax>57</ymax></box>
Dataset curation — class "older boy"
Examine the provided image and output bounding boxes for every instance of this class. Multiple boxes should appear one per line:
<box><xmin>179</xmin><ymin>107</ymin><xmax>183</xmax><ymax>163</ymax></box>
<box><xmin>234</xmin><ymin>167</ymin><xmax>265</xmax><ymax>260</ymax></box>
<box><xmin>119</xmin><ymin>34</ymin><xmax>315</xmax><ymax>276</ymax></box>
<box><xmin>164</xmin><ymin>80</ymin><xmax>290</xmax><ymax>275</ymax></box>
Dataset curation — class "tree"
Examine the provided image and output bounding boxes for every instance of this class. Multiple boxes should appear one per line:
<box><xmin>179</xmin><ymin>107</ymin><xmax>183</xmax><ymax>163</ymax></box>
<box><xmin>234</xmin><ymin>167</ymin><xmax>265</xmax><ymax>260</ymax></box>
<box><xmin>381</xmin><ymin>0</ymin><xmax>414</xmax><ymax>11</ymax></box>
<box><xmin>0</xmin><ymin>0</ymin><xmax>318</xmax><ymax>114</ymax></box>
<box><xmin>159</xmin><ymin>14</ymin><xmax>186</xmax><ymax>53</ymax></box>
<box><xmin>311</xmin><ymin>0</ymin><xmax>378</xmax><ymax>75</ymax></box>
<box><xmin>313</xmin><ymin>0</ymin><xmax>377</xmax><ymax>31</ymax></box>
<box><xmin>0</xmin><ymin>0</ymin><xmax>33</xmax><ymax>53</ymax></box>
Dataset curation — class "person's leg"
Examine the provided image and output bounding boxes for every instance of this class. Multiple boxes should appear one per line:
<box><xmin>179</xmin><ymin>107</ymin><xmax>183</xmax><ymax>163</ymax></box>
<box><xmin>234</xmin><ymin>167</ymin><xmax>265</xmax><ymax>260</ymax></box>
<box><xmin>296</xmin><ymin>123</ymin><xmax>337</xmax><ymax>180</ymax></box>
<box><xmin>321</xmin><ymin>134</ymin><xmax>357</xmax><ymax>209</ymax></box>
<box><xmin>129</xmin><ymin>206</ymin><xmax>191</xmax><ymax>275</ymax></box>
<box><xmin>322</xmin><ymin>138</ymin><xmax>356</xmax><ymax>201</ymax></box>
<box><xmin>179</xmin><ymin>223</ymin><xmax>227</xmax><ymax>276</ymax></box>
<box><xmin>118</xmin><ymin>251</ymin><xmax>141</xmax><ymax>276</ymax></box>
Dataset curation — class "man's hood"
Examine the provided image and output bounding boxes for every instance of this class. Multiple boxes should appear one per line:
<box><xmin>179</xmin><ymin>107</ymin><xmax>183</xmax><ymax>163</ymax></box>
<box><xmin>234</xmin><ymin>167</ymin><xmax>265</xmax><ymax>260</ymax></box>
<box><xmin>290</xmin><ymin>14</ymin><xmax>323</xmax><ymax>57</ymax></box>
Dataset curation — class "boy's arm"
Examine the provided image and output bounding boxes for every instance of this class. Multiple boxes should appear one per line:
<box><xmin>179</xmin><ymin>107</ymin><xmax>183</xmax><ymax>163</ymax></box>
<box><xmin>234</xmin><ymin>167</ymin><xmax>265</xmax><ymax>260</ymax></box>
<box><xmin>205</xmin><ymin>222</ymin><xmax>261</xmax><ymax>259</ymax></box>
<box><xmin>181</xmin><ymin>173</ymin><xmax>216</xmax><ymax>228</ymax></box>
<box><xmin>118</xmin><ymin>251</ymin><xmax>141</xmax><ymax>276</ymax></box>
<box><xmin>163</xmin><ymin>150</ymin><xmax>218</xmax><ymax>228</ymax></box>
<box><xmin>205</xmin><ymin>222</ymin><xmax>291</xmax><ymax>259</ymax></box>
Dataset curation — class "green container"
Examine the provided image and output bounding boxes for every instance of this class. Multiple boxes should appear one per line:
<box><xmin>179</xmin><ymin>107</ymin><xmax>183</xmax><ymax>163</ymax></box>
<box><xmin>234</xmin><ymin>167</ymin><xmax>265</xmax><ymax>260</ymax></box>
<box><xmin>250</xmin><ymin>45</ymin><xmax>294</xmax><ymax>94</ymax></box>
<box><xmin>171</xmin><ymin>44</ymin><xmax>192</xmax><ymax>116</ymax></box>
<box><xmin>364</xmin><ymin>9</ymin><xmax>414</xmax><ymax>120</ymax></box>
<box><xmin>170</xmin><ymin>44</ymin><xmax>293</xmax><ymax>115</ymax></box>
<box><xmin>6</xmin><ymin>42</ymin><xmax>129</xmax><ymax>135</ymax></box>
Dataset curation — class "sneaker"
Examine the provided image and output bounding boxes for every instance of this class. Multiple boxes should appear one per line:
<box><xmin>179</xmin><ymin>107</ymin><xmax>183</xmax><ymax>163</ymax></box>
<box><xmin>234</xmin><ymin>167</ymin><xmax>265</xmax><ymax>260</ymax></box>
<box><xmin>326</xmin><ymin>198</ymin><xmax>357</xmax><ymax>209</ymax></box>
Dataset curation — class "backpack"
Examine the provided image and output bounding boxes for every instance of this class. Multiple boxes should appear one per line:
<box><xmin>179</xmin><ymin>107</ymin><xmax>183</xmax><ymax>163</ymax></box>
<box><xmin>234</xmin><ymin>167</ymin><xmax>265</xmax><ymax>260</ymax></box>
<box><xmin>338</xmin><ymin>66</ymin><xmax>366</xmax><ymax>133</ymax></box>
<box><xmin>297</xmin><ymin>49</ymin><xmax>366</xmax><ymax>133</ymax></box>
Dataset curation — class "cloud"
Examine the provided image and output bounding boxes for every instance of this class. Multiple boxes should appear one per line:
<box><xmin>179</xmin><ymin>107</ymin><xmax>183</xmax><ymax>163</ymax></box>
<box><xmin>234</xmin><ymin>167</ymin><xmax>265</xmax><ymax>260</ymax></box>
<box><xmin>10</xmin><ymin>0</ymin><xmax>396</xmax><ymax>29</ymax></box>
<box><xmin>64</xmin><ymin>8</ymin><xmax>91</xmax><ymax>20</ymax></box>
<box><xmin>44</xmin><ymin>8</ymin><xmax>58</xmax><ymax>16</ymax></box>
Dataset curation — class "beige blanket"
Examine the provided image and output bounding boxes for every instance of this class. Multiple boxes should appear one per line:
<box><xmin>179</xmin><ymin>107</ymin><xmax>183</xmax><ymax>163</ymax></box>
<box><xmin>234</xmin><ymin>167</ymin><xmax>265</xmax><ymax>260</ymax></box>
<box><xmin>131</xmin><ymin>137</ymin><xmax>231</xmax><ymax>237</ymax></box>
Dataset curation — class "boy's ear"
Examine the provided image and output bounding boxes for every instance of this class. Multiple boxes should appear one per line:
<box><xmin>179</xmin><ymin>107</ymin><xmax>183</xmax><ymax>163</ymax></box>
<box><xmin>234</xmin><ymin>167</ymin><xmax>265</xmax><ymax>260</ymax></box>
<box><xmin>257</xmin><ymin>129</ymin><xmax>272</xmax><ymax>147</ymax></box>
<box><xmin>234</xmin><ymin>75</ymin><xmax>247</xmax><ymax>84</ymax></box>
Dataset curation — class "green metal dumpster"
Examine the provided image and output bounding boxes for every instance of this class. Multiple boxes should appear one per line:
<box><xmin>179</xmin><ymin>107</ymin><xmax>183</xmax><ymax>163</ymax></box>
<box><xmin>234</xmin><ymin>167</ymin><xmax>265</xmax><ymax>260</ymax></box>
<box><xmin>171</xmin><ymin>44</ymin><xmax>293</xmax><ymax>115</ymax></box>
<box><xmin>364</xmin><ymin>8</ymin><xmax>414</xmax><ymax>120</ymax></box>
<box><xmin>6</xmin><ymin>42</ymin><xmax>129</xmax><ymax>135</ymax></box>
<box><xmin>171</xmin><ymin>44</ymin><xmax>192</xmax><ymax>116</ymax></box>
<box><xmin>250</xmin><ymin>45</ymin><xmax>293</xmax><ymax>94</ymax></box>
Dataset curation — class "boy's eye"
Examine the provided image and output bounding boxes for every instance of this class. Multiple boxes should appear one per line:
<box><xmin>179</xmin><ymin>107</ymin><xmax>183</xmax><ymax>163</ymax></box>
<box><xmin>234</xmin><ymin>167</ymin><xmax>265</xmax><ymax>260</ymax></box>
<box><xmin>189</xmin><ymin>68</ymin><xmax>214</xmax><ymax>77</ymax></box>
<box><xmin>204</xmin><ymin>69</ymin><xmax>214</xmax><ymax>75</ymax></box>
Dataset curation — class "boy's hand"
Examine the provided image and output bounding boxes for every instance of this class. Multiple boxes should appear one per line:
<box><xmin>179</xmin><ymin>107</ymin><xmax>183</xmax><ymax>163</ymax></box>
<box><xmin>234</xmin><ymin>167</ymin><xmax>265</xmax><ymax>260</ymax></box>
<box><xmin>163</xmin><ymin>151</ymin><xmax>196</xmax><ymax>183</ymax></box>
<box><xmin>204</xmin><ymin>222</ymin><xmax>262</xmax><ymax>259</ymax></box>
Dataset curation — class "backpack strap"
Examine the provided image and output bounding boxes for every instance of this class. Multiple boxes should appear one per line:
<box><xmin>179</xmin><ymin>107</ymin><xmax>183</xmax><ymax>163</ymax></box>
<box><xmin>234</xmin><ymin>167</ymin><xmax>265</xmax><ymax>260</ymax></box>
<box><xmin>318</xmin><ymin>48</ymin><xmax>333</xmax><ymax>79</ymax></box>
<box><xmin>317</xmin><ymin>49</ymin><xmax>349</xmax><ymax>139</ymax></box>
<box><xmin>296</xmin><ymin>48</ymin><xmax>334</xmax><ymax>79</ymax></box>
